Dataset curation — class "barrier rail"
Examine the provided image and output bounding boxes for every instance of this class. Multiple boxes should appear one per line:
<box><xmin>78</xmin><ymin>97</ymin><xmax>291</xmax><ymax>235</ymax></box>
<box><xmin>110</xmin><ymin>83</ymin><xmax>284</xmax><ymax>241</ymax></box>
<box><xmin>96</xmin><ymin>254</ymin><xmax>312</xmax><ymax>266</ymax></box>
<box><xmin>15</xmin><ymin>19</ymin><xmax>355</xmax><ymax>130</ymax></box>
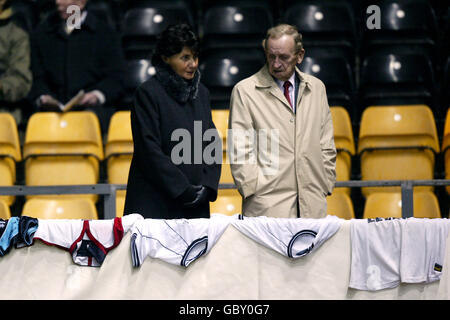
<box><xmin>0</xmin><ymin>179</ymin><xmax>449</xmax><ymax>219</ymax></box>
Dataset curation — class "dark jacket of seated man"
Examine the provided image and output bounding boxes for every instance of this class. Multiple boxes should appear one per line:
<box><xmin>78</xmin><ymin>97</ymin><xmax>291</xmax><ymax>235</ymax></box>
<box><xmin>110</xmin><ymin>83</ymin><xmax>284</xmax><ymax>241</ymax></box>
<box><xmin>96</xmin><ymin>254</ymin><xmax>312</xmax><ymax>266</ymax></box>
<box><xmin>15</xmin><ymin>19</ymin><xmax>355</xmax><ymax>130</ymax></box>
<box><xmin>29</xmin><ymin>4</ymin><xmax>125</xmax><ymax>130</ymax></box>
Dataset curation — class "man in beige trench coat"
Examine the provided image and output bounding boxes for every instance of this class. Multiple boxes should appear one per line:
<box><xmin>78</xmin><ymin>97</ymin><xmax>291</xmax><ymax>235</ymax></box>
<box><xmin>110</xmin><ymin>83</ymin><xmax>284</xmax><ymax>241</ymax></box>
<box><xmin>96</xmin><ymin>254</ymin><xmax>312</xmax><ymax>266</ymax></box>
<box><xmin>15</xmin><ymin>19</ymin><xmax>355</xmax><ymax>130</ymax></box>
<box><xmin>228</xmin><ymin>24</ymin><xmax>336</xmax><ymax>219</ymax></box>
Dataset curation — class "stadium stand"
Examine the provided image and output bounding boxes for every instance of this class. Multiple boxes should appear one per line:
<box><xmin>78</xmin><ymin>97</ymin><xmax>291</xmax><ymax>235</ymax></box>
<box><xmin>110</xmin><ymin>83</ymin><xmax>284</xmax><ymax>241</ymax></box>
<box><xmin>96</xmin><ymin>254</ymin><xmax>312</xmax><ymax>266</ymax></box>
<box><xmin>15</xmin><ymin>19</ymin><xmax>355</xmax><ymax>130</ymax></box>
<box><xmin>330</xmin><ymin>107</ymin><xmax>355</xmax><ymax>196</ymax></box>
<box><xmin>363</xmin><ymin>191</ymin><xmax>441</xmax><ymax>219</ymax></box>
<box><xmin>0</xmin><ymin>113</ymin><xmax>22</xmax><ymax>207</ymax></box>
<box><xmin>200</xmin><ymin>50</ymin><xmax>264</xmax><ymax>110</ymax></box>
<box><xmin>358</xmin><ymin>105</ymin><xmax>440</xmax><ymax>196</ymax></box>
<box><xmin>210</xmin><ymin>188</ymin><xmax>242</xmax><ymax>216</ymax></box>
<box><xmin>22</xmin><ymin>197</ymin><xmax>98</xmax><ymax>220</ymax></box>
<box><xmin>282</xmin><ymin>0</ymin><xmax>358</xmax><ymax>66</ymax></box>
<box><xmin>105</xmin><ymin>111</ymin><xmax>133</xmax><ymax>217</ymax></box>
<box><xmin>201</xmin><ymin>1</ymin><xmax>273</xmax><ymax>55</ymax></box>
<box><xmin>22</xmin><ymin>111</ymin><xmax>104</xmax><ymax>204</ymax></box>
<box><xmin>0</xmin><ymin>199</ymin><xmax>11</xmax><ymax>219</ymax></box>
<box><xmin>326</xmin><ymin>192</ymin><xmax>355</xmax><ymax>220</ymax></box>
<box><xmin>121</xmin><ymin>1</ymin><xmax>194</xmax><ymax>60</ymax></box>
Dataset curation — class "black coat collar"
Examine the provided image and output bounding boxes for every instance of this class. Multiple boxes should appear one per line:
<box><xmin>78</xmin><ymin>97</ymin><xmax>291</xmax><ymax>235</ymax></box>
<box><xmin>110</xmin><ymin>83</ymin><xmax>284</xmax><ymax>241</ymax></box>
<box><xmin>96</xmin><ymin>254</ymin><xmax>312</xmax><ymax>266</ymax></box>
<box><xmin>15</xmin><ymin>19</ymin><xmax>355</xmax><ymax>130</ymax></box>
<box><xmin>44</xmin><ymin>9</ymin><xmax>96</xmax><ymax>34</ymax></box>
<box><xmin>154</xmin><ymin>63</ymin><xmax>201</xmax><ymax>104</ymax></box>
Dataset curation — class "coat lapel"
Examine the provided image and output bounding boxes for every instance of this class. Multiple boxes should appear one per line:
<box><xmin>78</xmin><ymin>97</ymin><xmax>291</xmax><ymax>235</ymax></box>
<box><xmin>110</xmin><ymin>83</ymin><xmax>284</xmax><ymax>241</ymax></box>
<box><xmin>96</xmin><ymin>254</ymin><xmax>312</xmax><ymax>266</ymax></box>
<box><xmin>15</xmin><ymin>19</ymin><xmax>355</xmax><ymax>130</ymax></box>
<box><xmin>254</xmin><ymin>65</ymin><xmax>310</xmax><ymax>113</ymax></box>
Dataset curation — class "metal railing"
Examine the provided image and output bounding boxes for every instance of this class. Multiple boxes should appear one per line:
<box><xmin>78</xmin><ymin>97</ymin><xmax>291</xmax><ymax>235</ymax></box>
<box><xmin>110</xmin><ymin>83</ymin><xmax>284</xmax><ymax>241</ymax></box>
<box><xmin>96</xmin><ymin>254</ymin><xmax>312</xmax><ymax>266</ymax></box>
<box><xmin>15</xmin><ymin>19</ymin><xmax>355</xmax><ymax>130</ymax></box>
<box><xmin>0</xmin><ymin>179</ymin><xmax>449</xmax><ymax>219</ymax></box>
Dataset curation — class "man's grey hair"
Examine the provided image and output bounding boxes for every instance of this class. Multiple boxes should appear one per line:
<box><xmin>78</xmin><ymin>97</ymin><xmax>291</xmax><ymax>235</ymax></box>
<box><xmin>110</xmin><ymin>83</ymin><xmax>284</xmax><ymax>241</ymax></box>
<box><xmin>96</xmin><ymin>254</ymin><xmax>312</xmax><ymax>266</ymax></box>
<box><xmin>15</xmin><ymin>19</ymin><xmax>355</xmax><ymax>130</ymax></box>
<box><xmin>262</xmin><ymin>24</ymin><xmax>304</xmax><ymax>54</ymax></box>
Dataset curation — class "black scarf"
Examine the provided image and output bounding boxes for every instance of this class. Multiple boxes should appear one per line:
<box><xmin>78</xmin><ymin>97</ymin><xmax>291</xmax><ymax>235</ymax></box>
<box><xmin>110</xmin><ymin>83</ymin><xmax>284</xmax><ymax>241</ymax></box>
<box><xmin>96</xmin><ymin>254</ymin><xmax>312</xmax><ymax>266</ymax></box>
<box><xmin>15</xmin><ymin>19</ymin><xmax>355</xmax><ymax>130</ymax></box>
<box><xmin>154</xmin><ymin>63</ymin><xmax>201</xmax><ymax>104</ymax></box>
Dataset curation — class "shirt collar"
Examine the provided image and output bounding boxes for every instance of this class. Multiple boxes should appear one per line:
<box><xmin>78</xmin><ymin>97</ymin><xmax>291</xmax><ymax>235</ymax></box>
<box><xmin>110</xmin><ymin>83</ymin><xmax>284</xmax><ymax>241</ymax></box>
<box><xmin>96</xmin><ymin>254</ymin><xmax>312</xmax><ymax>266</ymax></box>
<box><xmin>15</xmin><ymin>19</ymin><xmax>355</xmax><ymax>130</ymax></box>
<box><xmin>275</xmin><ymin>72</ymin><xmax>296</xmax><ymax>90</ymax></box>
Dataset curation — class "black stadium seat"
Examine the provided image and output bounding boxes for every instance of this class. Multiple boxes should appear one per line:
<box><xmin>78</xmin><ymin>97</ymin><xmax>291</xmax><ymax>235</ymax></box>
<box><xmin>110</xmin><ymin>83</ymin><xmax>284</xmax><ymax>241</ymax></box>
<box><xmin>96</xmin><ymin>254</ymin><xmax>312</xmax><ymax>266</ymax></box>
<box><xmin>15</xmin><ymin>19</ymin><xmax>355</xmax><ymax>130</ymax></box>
<box><xmin>359</xmin><ymin>53</ymin><xmax>437</xmax><ymax>116</ymax></box>
<box><xmin>360</xmin><ymin>0</ymin><xmax>438</xmax><ymax>63</ymax></box>
<box><xmin>199</xmin><ymin>50</ymin><xmax>265</xmax><ymax>109</ymax></box>
<box><xmin>299</xmin><ymin>55</ymin><xmax>356</xmax><ymax>115</ymax></box>
<box><xmin>120</xmin><ymin>59</ymin><xmax>155</xmax><ymax>108</ymax></box>
<box><xmin>121</xmin><ymin>6</ymin><xmax>194</xmax><ymax>60</ymax></box>
<box><xmin>201</xmin><ymin>2</ymin><xmax>273</xmax><ymax>55</ymax></box>
<box><xmin>282</xmin><ymin>0</ymin><xmax>357</xmax><ymax>64</ymax></box>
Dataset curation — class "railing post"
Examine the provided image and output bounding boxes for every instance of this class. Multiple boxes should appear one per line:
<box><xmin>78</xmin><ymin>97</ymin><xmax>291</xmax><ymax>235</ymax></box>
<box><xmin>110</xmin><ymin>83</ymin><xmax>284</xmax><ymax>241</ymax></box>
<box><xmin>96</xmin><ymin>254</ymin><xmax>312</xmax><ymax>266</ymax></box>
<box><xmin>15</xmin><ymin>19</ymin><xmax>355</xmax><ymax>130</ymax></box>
<box><xmin>401</xmin><ymin>181</ymin><xmax>414</xmax><ymax>218</ymax></box>
<box><xmin>103</xmin><ymin>185</ymin><xmax>117</xmax><ymax>220</ymax></box>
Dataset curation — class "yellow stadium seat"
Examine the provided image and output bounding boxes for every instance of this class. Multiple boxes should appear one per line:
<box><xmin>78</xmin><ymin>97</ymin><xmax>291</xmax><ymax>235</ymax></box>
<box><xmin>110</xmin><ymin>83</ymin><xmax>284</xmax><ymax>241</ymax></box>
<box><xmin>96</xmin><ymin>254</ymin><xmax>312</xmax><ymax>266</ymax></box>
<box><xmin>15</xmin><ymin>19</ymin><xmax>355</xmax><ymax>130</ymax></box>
<box><xmin>210</xmin><ymin>189</ymin><xmax>242</xmax><ymax>216</ymax></box>
<box><xmin>115</xmin><ymin>191</ymin><xmax>126</xmax><ymax>218</ymax></box>
<box><xmin>211</xmin><ymin>109</ymin><xmax>229</xmax><ymax>151</ymax></box>
<box><xmin>23</xmin><ymin>112</ymin><xmax>104</xmax><ymax>202</ymax></box>
<box><xmin>0</xmin><ymin>199</ymin><xmax>11</xmax><ymax>219</ymax></box>
<box><xmin>442</xmin><ymin>109</ymin><xmax>450</xmax><ymax>194</ymax></box>
<box><xmin>105</xmin><ymin>111</ymin><xmax>133</xmax><ymax>217</ymax></box>
<box><xmin>220</xmin><ymin>152</ymin><xmax>234</xmax><ymax>184</ymax></box>
<box><xmin>326</xmin><ymin>192</ymin><xmax>355</xmax><ymax>219</ymax></box>
<box><xmin>363</xmin><ymin>191</ymin><xmax>441</xmax><ymax>219</ymax></box>
<box><xmin>22</xmin><ymin>198</ymin><xmax>98</xmax><ymax>220</ymax></box>
<box><xmin>0</xmin><ymin>113</ymin><xmax>22</xmax><ymax>206</ymax></box>
<box><xmin>330</xmin><ymin>106</ymin><xmax>355</xmax><ymax>195</ymax></box>
<box><xmin>358</xmin><ymin>105</ymin><xmax>439</xmax><ymax>196</ymax></box>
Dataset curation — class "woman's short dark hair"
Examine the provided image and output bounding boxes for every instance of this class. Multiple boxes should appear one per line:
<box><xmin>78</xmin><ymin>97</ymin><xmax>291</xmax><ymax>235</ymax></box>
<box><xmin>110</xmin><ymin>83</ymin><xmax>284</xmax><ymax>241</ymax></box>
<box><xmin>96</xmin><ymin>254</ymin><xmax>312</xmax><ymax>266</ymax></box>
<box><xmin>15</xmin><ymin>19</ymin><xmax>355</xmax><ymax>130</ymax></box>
<box><xmin>151</xmin><ymin>23</ymin><xmax>199</xmax><ymax>66</ymax></box>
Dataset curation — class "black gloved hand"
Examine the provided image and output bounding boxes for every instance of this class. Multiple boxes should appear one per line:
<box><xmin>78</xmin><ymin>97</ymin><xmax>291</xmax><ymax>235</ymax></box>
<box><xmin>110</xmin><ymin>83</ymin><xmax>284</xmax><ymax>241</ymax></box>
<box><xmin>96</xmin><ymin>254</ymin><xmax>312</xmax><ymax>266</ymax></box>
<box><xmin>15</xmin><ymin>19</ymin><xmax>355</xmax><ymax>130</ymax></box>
<box><xmin>183</xmin><ymin>185</ymin><xmax>209</xmax><ymax>208</ymax></box>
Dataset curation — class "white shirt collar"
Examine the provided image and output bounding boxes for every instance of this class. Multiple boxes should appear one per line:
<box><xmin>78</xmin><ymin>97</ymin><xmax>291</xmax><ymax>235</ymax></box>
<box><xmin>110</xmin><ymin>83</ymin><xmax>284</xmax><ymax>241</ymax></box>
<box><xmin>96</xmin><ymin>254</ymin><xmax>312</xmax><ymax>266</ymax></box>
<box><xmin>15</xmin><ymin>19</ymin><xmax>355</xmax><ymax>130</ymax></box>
<box><xmin>275</xmin><ymin>72</ymin><xmax>295</xmax><ymax>90</ymax></box>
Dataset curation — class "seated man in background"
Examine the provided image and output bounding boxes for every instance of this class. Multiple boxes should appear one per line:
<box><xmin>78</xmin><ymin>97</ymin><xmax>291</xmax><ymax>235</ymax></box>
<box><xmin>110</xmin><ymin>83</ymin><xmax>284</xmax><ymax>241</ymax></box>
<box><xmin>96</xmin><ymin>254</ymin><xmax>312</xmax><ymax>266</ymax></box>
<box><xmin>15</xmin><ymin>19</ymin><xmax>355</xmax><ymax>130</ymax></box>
<box><xmin>0</xmin><ymin>0</ymin><xmax>33</xmax><ymax>128</ymax></box>
<box><xmin>29</xmin><ymin>0</ymin><xmax>125</xmax><ymax>133</ymax></box>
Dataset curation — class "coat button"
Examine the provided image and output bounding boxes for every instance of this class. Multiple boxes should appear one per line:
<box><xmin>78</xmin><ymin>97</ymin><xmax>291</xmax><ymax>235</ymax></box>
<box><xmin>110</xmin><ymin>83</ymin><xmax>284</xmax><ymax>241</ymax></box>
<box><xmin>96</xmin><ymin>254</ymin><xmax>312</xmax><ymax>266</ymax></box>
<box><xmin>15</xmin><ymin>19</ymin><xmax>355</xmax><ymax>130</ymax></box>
<box><xmin>290</xmin><ymin>118</ymin><xmax>294</xmax><ymax>123</ymax></box>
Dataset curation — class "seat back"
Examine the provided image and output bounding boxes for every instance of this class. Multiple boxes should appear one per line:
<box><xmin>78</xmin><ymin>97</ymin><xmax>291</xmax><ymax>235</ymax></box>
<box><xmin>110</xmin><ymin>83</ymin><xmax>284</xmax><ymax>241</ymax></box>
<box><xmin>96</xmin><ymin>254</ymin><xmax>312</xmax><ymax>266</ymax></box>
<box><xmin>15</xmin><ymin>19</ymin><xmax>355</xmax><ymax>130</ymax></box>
<box><xmin>202</xmin><ymin>4</ymin><xmax>272</xmax><ymax>51</ymax></box>
<box><xmin>210</xmin><ymin>189</ymin><xmax>242</xmax><ymax>216</ymax></box>
<box><xmin>326</xmin><ymin>192</ymin><xmax>354</xmax><ymax>220</ymax></box>
<box><xmin>330</xmin><ymin>107</ymin><xmax>354</xmax><ymax>195</ymax></box>
<box><xmin>358</xmin><ymin>105</ymin><xmax>439</xmax><ymax>152</ymax></box>
<box><xmin>122</xmin><ymin>59</ymin><xmax>155</xmax><ymax>106</ymax></box>
<box><xmin>358</xmin><ymin>105</ymin><xmax>439</xmax><ymax>195</ymax></box>
<box><xmin>22</xmin><ymin>198</ymin><xmax>98</xmax><ymax>220</ymax></box>
<box><xmin>363</xmin><ymin>191</ymin><xmax>441</xmax><ymax>219</ymax></box>
<box><xmin>300</xmin><ymin>56</ymin><xmax>355</xmax><ymax>109</ymax></box>
<box><xmin>0</xmin><ymin>113</ymin><xmax>22</xmax><ymax>205</ymax></box>
<box><xmin>200</xmin><ymin>50</ymin><xmax>264</xmax><ymax>109</ymax></box>
<box><xmin>106</xmin><ymin>111</ymin><xmax>133</xmax><ymax>185</ymax></box>
<box><xmin>23</xmin><ymin>112</ymin><xmax>104</xmax><ymax>202</ymax></box>
<box><xmin>24</xmin><ymin>111</ymin><xmax>104</xmax><ymax>159</ymax></box>
<box><xmin>122</xmin><ymin>7</ymin><xmax>193</xmax><ymax>59</ymax></box>
<box><xmin>443</xmin><ymin>109</ymin><xmax>450</xmax><ymax>194</ymax></box>
<box><xmin>0</xmin><ymin>199</ymin><xmax>11</xmax><ymax>219</ymax></box>
<box><xmin>211</xmin><ymin>109</ymin><xmax>230</xmax><ymax>151</ymax></box>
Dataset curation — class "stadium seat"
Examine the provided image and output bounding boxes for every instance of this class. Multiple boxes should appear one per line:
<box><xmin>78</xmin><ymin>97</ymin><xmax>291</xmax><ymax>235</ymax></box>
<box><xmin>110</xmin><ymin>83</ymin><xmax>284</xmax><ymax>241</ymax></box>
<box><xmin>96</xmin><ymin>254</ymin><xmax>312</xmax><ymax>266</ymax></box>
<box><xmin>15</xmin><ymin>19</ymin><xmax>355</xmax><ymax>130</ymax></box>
<box><xmin>87</xmin><ymin>0</ymin><xmax>118</xmax><ymax>31</ymax></box>
<box><xmin>200</xmin><ymin>50</ymin><xmax>264</xmax><ymax>109</ymax></box>
<box><xmin>326</xmin><ymin>192</ymin><xmax>355</xmax><ymax>220</ymax></box>
<box><xmin>23</xmin><ymin>112</ymin><xmax>104</xmax><ymax>202</ymax></box>
<box><xmin>211</xmin><ymin>109</ymin><xmax>229</xmax><ymax>150</ymax></box>
<box><xmin>330</xmin><ymin>107</ymin><xmax>355</xmax><ymax>195</ymax></box>
<box><xmin>0</xmin><ymin>113</ymin><xmax>22</xmax><ymax>206</ymax></box>
<box><xmin>283</xmin><ymin>0</ymin><xmax>357</xmax><ymax>63</ymax></box>
<box><xmin>210</xmin><ymin>189</ymin><xmax>242</xmax><ymax>216</ymax></box>
<box><xmin>359</xmin><ymin>52</ymin><xmax>437</xmax><ymax>114</ymax></box>
<box><xmin>122</xmin><ymin>5</ymin><xmax>194</xmax><ymax>60</ymax></box>
<box><xmin>22</xmin><ymin>198</ymin><xmax>98</xmax><ymax>220</ymax></box>
<box><xmin>121</xmin><ymin>59</ymin><xmax>154</xmax><ymax>107</ymax></box>
<box><xmin>201</xmin><ymin>2</ymin><xmax>273</xmax><ymax>53</ymax></box>
<box><xmin>300</xmin><ymin>56</ymin><xmax>355</xmax><ymax>114</ymax></box>
<box><xmin>358</xmin><ymin>105</ymin><xmax>440</xmax><ymax>196</ymax></box>
<box><xmin>363</xmin><ymin>191</ymin><xmax>441</xmax><ymax>219</ymax></box>
<box><xmin>0</xmin><ymin>199</ymin><xmax>11</xmax><ymax>219</ymax></box>
<box><xmin>360</xmin><ymin>0</ymin><xmax>438</xmax><ymax>62</ymax></box>
<box><xmin>443</xmin><ymin>109</ymin><xmax>450</xmax><ymax>194</ymax></box>
<box><xmin>105</xmin><ymin>111</ymin><xmax>133</xmax><ymax>217</ymax></box>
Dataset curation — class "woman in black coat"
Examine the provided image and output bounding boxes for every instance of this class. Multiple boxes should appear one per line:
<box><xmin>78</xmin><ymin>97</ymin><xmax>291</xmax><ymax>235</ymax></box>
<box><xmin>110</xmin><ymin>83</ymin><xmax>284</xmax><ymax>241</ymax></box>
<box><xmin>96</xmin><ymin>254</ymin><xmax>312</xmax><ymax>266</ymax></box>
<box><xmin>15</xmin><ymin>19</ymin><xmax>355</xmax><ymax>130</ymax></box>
<box><xmin>123</xmin><ymin>24</ymin><xmax>222</xmax><ymax>219</ymax></box>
